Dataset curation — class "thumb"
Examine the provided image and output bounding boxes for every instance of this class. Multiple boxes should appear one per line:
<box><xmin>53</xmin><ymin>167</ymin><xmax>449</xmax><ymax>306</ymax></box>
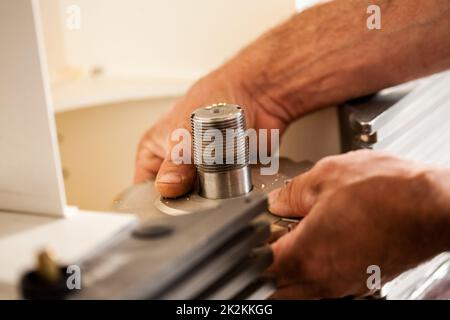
<box><xmin>155</xmin><ymin>160</ymin><xmax>196</xmax><ymax>198</ymax></box>
<box><xmin>155</xmin><ymin>126</ymin><xmax>197</xmax><ymax>198</ymax></box>
<box><xmin>267</xmin><ymin>172</ymin><xmax>315</xmax><ymax>217</ymax></box>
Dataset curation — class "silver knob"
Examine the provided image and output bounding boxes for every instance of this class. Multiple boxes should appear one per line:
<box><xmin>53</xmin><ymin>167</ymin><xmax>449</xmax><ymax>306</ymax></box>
<box><xmin>191</xmin><ymin>103</ymin><xmax>252</xmax><ymax>199</ymax></box>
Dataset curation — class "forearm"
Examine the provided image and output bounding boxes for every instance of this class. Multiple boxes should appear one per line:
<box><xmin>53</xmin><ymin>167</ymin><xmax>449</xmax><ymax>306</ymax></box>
<box><xmin>225</xmin><ymin>0</ymin><xmax>450</xmax><ymax>123</ymax></box>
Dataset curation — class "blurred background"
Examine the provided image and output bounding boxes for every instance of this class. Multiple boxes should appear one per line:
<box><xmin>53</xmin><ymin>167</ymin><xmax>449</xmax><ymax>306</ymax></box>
<box><xmin>38</xmin><ymin>0</ymin><xmax>338</xmax><ymax>211</ymax></box>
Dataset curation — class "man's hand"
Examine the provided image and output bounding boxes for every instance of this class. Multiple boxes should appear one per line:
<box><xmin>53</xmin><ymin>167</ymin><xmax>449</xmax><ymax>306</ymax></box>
<box><xmin>268</xmin><ymin>150</ymin><xmax>450</xmax><ymax>299</ymax></box>
<box><xmin>134</xmin><ymin>65</ymin><xmax>288</xmax><ymax>197</ymax></box>
<box><xmin>134</xmin><ymin>0</ymin><xmax>450</xmax><ymax>198</ymax></box>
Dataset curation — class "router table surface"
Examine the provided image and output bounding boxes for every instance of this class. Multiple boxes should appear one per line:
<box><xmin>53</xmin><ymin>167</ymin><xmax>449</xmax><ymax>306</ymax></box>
<box><xmin>0</xmin><ymin>209</ymin><xmax>137</xmax><ymax>299</ymax></box>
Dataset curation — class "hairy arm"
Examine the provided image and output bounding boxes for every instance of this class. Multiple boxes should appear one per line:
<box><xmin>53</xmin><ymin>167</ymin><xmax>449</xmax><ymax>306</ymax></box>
<box><xmin>229</xmin><ymin>0</ymin><xmax>450</xmax><ymax>125</ymax></box>
<box><xmin>135</xmin><ymin>0</ymin><xmax>450</xmax><ymax>197</ymax></box>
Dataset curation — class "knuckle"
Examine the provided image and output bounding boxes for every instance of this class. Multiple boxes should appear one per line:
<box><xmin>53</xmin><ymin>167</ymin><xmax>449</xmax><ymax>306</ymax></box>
<box><xmin>309</xmin><ymin>180</ymin><xmax>324</xmax><ymax>197</ymax></box>
<box><xmin>349</xmin><ymin>149</ymin><xmax>380</xmax><ymax>161</ymax></box>
<box><xmin>315</xmin><ymin>156</ymin><xmax>339</xmax><ymax>173</ymax></box>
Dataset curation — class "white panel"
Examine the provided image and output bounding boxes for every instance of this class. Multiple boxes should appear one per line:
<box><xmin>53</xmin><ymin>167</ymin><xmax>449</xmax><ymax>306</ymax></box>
<box><xmin>0</xmin><ymin>0</ymin><xmax>66</xmax><ymax>216</ymax></box>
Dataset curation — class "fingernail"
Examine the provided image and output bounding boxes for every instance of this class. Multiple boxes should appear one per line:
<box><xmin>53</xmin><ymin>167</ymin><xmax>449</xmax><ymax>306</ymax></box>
<box><xmin>268</xmin><ymin>188</ymin><xmax>281</xmax><ymax>208</ymax></box>
<box><xmin>156</xmin><ymin>172</ymin><xmax>182</xmax><ymax>184</ymax></box>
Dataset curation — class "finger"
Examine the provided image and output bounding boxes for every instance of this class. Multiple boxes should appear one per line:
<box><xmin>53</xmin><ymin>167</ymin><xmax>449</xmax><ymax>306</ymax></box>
<box><xmin>269</xmin><ymin>230</ymin><xmax>333</xmax><ymax>300</ymax></box>
<box><xmin>269</xmin><ymin>283</ymin><xmax>328</xmax><ymax>300</ymax></box>
<box><xmin>267</xmin><ymin>171</ymin><xmax>315</xmax><ymax>217</ymax></box>
<box><xmin>134</xmin><ymin>130</ymin><xmax>166</xmax><ymax>183</ymax></box>
<box><xmin>136</xmin><ymin>133</ymin><xmax>166</xmax><ymax>161</ymax></box>
<box><xmin>155</xmin><ymin>159</ymin><xmax>196</xmax><ymax>198</ymax></box>
<box><xmin>268</xmin><ymin>223</ymin><xmax>306</xmax><ymax>287</ymax></box>
<box><xmin>134</xmin><ymin>154</ymin><xmax>163</xmax><ymax>183</ymax></box>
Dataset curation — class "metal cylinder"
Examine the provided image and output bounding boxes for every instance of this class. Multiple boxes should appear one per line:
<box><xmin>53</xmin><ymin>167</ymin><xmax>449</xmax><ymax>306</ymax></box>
<box><xmin>191</xmin><ymin>103</ymin><xmax>252</xmax><ymax>199</ymax></box>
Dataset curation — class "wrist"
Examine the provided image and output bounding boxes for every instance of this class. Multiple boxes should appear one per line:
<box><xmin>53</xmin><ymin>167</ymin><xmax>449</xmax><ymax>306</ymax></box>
<box><xmin>222</xmin><ymin>55</ymin><xmax>296</xmax><ymax>128</ymax></box>
<box><xmin>422</xmin><ymin>167</ymin><xmax>450</xmax><ymax>251</ymax></box>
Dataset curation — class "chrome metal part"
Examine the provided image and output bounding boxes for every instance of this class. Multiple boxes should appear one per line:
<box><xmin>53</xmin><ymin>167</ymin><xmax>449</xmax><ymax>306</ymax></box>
<box><xmin>191</xmin><ymin>103</ymin><xmax>252</xmax><ymax>199</ymax></box>
<box><xmin>113</xmin><ymin>158</ymin><xmax>312</xmax><ymax>220</ymax></box>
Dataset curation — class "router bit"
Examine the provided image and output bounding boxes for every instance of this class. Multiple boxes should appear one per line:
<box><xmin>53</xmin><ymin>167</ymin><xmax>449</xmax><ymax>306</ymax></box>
<box><xmin>191</xmin><ymin>103</ymin><xmax>252</xmax><ymax>199</ymax></box>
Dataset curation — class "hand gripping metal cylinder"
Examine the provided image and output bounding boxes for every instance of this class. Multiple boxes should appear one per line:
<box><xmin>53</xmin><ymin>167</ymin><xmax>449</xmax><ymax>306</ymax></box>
<box><xmin>191</xmin><ymin>103</ymin><xmax>252</xmax><ymax>199</ymax></box>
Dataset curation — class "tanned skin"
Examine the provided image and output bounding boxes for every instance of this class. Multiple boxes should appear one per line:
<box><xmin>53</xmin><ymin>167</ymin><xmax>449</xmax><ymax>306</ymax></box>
<box><xmin>134</xmin><ymin>0</ymin><xmax>450</xmax><ymax>298</ymax></box>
